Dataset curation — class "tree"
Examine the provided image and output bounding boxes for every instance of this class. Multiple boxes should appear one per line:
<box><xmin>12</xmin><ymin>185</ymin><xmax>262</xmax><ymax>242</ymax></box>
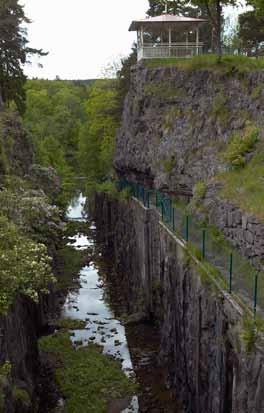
<box><xmin>116</xmin><ymin>45</ymin><xmax>137</xmax><ymax>105</ymax></box>
<box><xmin>238</xmin><ymin>10</ymin><xmax>264</xmax><ymax>56</ymax></box>
<box><xmin>147</xmin><ymin>0</ymin><xmax>237</xmax><ymax>56</ymax></box>
<box><xmin>250</xmin><ymin>0</ymin><xmax>264</xmax><ymax>15</ymax></box>
<box><xmin>0</xmin><ymin>0</ymin><xmax>46</xmax><ymax>113</ymax></box>
<box><xmin>78</xmin><ymin>80</ymin><xmax>120</xmax><ymax>182</ymax></box>
<box><xmin>147</xmin><ymin>0</ymin><xmax>188</xmax><ymax>16</ymax></box>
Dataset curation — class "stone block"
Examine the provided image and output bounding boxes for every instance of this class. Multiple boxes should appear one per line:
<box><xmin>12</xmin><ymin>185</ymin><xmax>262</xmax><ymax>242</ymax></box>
<box><xmin>245</xmin><ymin>230</ymin><xmax>255</xmax><ymax>245</ymax></box>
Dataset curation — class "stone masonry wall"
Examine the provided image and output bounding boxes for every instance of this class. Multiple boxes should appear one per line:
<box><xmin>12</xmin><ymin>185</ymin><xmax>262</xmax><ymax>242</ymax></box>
<box><xmin>95</xmin><ymin>193</ymin><xmax>264</xmax><ymax>413</ymax></box>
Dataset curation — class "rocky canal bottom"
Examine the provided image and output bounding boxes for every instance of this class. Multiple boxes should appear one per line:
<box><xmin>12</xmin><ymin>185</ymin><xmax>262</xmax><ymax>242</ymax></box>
<box><xmin>38</xmin><ymin>194</ymin><xmax>183</xmax><ymax>413</ymax></box>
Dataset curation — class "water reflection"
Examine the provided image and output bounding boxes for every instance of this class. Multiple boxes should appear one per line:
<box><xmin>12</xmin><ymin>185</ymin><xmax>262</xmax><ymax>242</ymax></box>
<box><xmin>64</xmin><ymin>194</ymin><xmax>139</xmax><ymax>412</ymax></box>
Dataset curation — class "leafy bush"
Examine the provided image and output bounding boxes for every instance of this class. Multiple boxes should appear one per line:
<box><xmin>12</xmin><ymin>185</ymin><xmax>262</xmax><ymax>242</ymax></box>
<box><xmin>0</xmin><ymin>362</ymin><xmax>11</xmax><ymax>380</ymax></box>
<box><xmin>0</xmin><ymin>215</ymin><xmax>56</xmax><ymax>314</ymax></box>
<box><xmin>211</xmin><ymin>92</ymin><xmax>229</xmax><ymax>125</ymax></box>
<box><xmin>223</xmin><ymin>123</ymin><xmax>259</xmax><ymax>169</ymax></box>
<box><xmin>0</xmin><ymin>187</ymin><xmax>61</xmax><ymax>244</ymax></box>
<box><xmin>162</xmin><ymin>156</ymin><xmax>176</xmax><ymax>174</ymax></box>
<box><xmin>12</xmin><ymin>387</ymin><xmax>31</xmax><ymax>407</ymax></box>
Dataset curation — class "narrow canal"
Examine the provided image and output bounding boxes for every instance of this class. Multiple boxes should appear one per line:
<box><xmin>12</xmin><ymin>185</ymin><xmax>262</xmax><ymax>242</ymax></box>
<box><xmin>50</xmin><ymin>193</ymin><xmax>183</xmax><ymax>412</ymax></box>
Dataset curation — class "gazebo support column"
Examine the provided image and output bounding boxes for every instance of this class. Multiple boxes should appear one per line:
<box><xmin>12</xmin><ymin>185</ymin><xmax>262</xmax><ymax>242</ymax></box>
<box><xmin>168</xmin><ymin>27</ymin><xmax>172</xmax><ymax>57</ymax></box>
<box><xmin>196</xmin><ymin>27</ymin><xmax>200</xmax><ymax>55</ymax></box>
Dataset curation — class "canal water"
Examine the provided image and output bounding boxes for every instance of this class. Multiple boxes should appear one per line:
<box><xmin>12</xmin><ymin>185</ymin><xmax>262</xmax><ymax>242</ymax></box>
<box><xmin>61</xmin><ymin>194</ymin><xmax>183</xmax><ymax>413</ymax></box>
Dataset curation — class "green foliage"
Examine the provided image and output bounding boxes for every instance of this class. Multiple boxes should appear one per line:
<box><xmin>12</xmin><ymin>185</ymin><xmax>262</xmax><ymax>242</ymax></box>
<box><xmin>0</xmin><ymin>214</ymin><xmax>55</xmax><ymax>314</ymax></box>
<box><xmin>193</xmin><ymin>181</ymin><xmax>207</xmax><ymax>200</ymax></box>
<box><xmin>12</xmin><ymin>387</ymin><xmax>31</xmax><ymax>407</ymax></box>
<box><xmin>56</xmin><ymin>318</ymin><xmax>87</xmax><ymax>330</ymax></box>
<box><xmin>222</xmin><ymin>123</ymin><xmax>259</xmax><ymax>169</ymax></box>
<box><xmin>218</xmin><ymin>144</ymin><xmax>264</xmax><ymax>220</ymax></box>
<box><xmin>0</xmin><ymin>362</ymin><xmax>11</xmax><ymax>380</ymax></box>
<box><xmin>251</xmin><ymin>84</ymin><xmax>264</xmax><ymax>99</ymax></box>
<box><xmin>0</xmin><ymin>186</ymin><xmax>62</xmax><ymax>244</ymax></box>
<box><xmin>144</xmin><ymin>55</ymin><xmax>264</xmax><ymax>72</ymax></box>
<box><xmin>162</xmin><ymin>156</ymin><xmax>176</xmax><ymax>174</ymax></box>
<box><xmin>188</xmin><ymin>181</ymin><xmax>208</xmax><ymax>215</ymax></box>
<box><xmin>241</xmin><ymin>316</ymin><xmax>264</xmax><ymax>353</ymax></box>
<box><xmin>24</xmin><ymin>80</ymin><xmax>88</xmax><ymax>182</ymax></box>
<box><xmin>88</xmin><ymin>181</ymin><xmax>131</xmax><ymax>202</ymax></box>
<box><xmin>0</xmin><ymin>1</ymin><xmax>46</xmax><ymax>113</ymax></box>
<box><xmin>39</xmin><ymin>331</ymin><xmax>137</xmax><ymax>413</ymax></box>
<box><xmin>239</xmin><ymin>10</ymin><xmax>264</xmax><ymax>56</ymax></box>
<box><xmin>117</xmin><ymin>45</ymin><xmax>137</xmax><ymax>103</ymax></box>
<box><xmin>211</xmin><ymin>92</ymin><xmax>229</xmax><ymax>125</ymax></box>
<box><xmin>78</xmin><ymin>80</ymin><xmax>120</xmax><ymax>183</ymax></box>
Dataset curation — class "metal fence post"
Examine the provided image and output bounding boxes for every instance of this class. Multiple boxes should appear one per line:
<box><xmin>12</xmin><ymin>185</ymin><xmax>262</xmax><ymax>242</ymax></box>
<box><xmin>254</xmin><ymin>272</ymin><xmax>259</xmax><ymax>320</ymax></box>
<box><xmin>202</xmin><ymin>229</ymin><xmax>206</xmax><ymax>259</ymax></box>
<box><xmin>229</xmin><ymin>253</ymin><xmax>233</xmax><ymax>294</ymax></box>
<box><xmin>185</xmin><ymin>215</ymin><xmax>189</xmax><ymax>241</ymax></box>
<box><xmin>161</xmin><ymin>201</ymin><xmax>164</xmax><ymax>222</ymax></box>
<box><xmin>172</xmin><ymin>207</ymin><xmax>175</xmax><ymax>232</ymax></box>
<box><xmin>146</xmin><ymin>191</ymin><xmax>150</xmax><ymax>208</ymax></box>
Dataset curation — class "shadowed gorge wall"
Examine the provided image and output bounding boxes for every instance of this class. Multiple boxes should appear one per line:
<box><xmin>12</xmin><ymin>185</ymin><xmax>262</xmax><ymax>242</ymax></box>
<box><xmin>95</xmin><ymin>193</ymin><xmax>264</xmax><ymax>413</ymax></box>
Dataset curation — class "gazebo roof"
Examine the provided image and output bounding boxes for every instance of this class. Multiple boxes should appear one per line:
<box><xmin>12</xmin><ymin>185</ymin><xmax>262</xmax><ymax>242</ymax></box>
<box><xmin>129</xmin><ymin>14</ymin><xmax>207</xmax><ymax>31</ymax></box>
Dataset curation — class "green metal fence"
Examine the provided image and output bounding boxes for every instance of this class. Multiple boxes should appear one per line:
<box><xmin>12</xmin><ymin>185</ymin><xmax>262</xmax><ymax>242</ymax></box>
<box><xmin>119</xmin><ymin>179</ymin><xmax>263</xmax><ymax>319</ymax></box>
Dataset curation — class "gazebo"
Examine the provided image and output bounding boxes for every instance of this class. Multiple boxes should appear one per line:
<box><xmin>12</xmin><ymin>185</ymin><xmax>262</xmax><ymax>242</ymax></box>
<box><xmin>129</xmin><ymin>14</ymin><xmax>207</xmax><ymax>61</ymax></box>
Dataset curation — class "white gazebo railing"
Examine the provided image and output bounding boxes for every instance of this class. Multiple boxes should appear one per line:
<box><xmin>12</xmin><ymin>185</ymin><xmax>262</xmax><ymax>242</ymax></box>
<box><xmin>129</xmin><ymin>14</ymin><xmax>207</xmax><ymax>62</ymax></box>
<box><xmin>138</xmin><ymin>43</ymin><xmax>204</xmax><ymax>60</ymax></box>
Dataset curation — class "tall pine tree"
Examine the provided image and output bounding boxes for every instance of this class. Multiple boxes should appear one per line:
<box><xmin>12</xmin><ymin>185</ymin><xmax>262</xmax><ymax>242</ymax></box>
<box><xmin>0</xmin><ymin>0</ymin><xmax>46</xmax><ymax>113</ymax></box>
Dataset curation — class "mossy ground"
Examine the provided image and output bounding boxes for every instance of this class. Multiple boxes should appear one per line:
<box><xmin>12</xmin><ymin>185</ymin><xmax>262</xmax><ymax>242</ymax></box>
<box><xmin>39</xmin><ymin>331</ymin><xmax>137</xmax><ymax>413</ymax></box>
<box><xmin>218</xmin><ymin>141</ymin><xmax>264</xmax><ymax>221</ymax></box>
<box><xmin>144</xmin><ymin>55</ymin><xmax>264</xmax><ymax>72</ymax></box>
<box><xmin>56</xmin><ymin>318</ymin><xmax>87</xmax><ymax>330</ymax></box>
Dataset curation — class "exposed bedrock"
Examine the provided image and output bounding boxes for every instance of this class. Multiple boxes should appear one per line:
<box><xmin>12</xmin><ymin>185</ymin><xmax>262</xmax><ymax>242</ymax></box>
<box><xmin>95</xmin><ymin>193</ymin><xmax>264</xmax><ymax>413</ymax></box>
<box><xmin>115</xmin><ymin>65</ymin><xmax>264</xmax><ymax>192</ymax></box>
<box><xmin>114</xmin><ymin>64</ymin><xmax>264</xmax><ymax>270</ymax></box>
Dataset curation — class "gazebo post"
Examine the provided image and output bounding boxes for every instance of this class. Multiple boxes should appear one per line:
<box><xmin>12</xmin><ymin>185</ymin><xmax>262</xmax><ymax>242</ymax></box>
<box><xmin>196</xmin><ymin>26</ymin><xmax>200</xmax><ymax>55</ymax></box>
<box><xmin>168</xmin><ymin>26</ymin><xmax>172</xmax><ymax>57</ymax></box>
<box><xmin>140</xmin><ymin>26</ymin><xmax>144</xmax><ymax>46</ymax></box>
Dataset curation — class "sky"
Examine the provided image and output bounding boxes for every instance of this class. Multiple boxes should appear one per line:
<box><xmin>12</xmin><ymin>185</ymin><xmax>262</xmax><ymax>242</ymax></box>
<box><xmin>21</xmin><ymin>1</ymin><xmax>246</xmax><ymax>80</ymax></box>
<box><xmin>22</xmin><ymin>0</ymin><xmax>149</xmax><ymax>80</ymax></box>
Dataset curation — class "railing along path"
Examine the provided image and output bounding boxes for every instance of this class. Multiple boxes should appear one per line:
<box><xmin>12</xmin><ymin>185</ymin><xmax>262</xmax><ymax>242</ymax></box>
<box><xmin>119</xmin><ymin>179</ymin><xmax>263</xmax><ymax>320</ymax></box>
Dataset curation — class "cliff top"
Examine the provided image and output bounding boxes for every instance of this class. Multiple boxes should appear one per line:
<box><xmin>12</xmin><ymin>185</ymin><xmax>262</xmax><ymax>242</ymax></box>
<box><xmin>144</xmin><ymin>55</ymin><xmax>264</xmax><ymax>73</ymax></box>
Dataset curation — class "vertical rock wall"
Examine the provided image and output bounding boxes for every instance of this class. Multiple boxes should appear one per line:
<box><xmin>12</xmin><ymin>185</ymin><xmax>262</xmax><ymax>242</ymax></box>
<box><xmin>95</xmin><ymin>193</ymin><xmax>264</xmax><ymax>413</ymax></box>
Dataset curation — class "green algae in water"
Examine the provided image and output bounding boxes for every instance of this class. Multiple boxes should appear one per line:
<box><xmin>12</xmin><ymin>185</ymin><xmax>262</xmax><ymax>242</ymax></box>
<box><xmin>39</xmin><ymin>331</ymin><xmax>138</xmax><ymax>413</ymax></box>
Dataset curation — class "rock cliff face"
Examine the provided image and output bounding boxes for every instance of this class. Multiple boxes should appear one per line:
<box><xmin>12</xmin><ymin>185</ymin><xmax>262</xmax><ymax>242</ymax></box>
<box><xmin>115</xmin><ymin>65</ymin><xmax>264</xmax><ymax>193</ymax></box>
<box><xmin>95</xmin><ymin>193</ymin><xmax>264</xmax><ymax>413</ymax></box>
<box><xmin>114</xmin><ymin>64</ymin><xmax>264</xmax><ymax>269</ymax></box>
<box><xmin>0</xmin><ymin>297</ymin><xmax>46</xmax><ymax>413</ymax></box>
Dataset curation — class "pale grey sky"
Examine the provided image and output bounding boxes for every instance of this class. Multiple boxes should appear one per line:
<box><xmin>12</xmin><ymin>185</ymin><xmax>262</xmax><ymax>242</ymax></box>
<box><xmin>22</xmin><ymin>0</ymin><xmax>149</xmax><ymax>80</ymax></box>
<box><xmin>21</xmin><ymin>1</ymin><xmax>245</xmax><ymax>80</ymax></box>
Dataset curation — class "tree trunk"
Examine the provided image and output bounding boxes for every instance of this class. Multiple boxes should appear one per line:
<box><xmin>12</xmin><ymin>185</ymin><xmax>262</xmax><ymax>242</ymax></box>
<box><xmin>216</xmin><ymin>0</ymin><xmax>222</xmax><ymax>60</ymax></box>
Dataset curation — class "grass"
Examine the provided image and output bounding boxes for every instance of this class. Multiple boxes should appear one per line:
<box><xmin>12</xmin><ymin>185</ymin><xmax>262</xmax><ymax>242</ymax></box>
<box><xmin>221</xmin><ymin>123</ymin><xmax>259</xmax><ymax>169</ymax></box>
<box><xmin>144</xmin><ymin>55</ymin><xmax>264</xmax><ymax>73</ymax></box>
<box><xmin>218</xmin><ymin>142</ymin><xmax>264</xmax><ymax>221</ymax></box>
<box><xmin>39</xmin><ymin>331</ymin><xmax>137</xmax><ymax>413</ymax></box>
